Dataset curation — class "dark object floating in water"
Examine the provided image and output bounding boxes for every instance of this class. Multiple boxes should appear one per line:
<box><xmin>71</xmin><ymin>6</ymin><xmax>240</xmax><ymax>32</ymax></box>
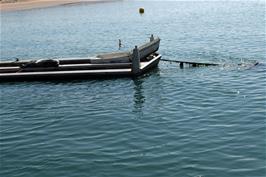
<box><xmin>21</xmin><ymin>59</ymin><xmax>59</xmax><ymax>68</ymax></box>
<box><xmin>0</xmin><ymin>35</ymin><xmax>161</xmax><ymax>82</ymax></box>
<box><xmin>139</xmin><ymin>8</ymin><xmax>144</xmax><ymax>14</ymax></box>
<box><xmin>253</xmin><ymin>62</ymin><xmax>259</xmax><ymax>66</ymax></box>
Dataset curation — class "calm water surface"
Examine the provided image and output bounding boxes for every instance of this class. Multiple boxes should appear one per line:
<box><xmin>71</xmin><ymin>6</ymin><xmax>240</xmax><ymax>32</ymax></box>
<box><xmin>1</xmin><ymin>1</ymin><xmax>266</xmax><ymax>177</ymax></box>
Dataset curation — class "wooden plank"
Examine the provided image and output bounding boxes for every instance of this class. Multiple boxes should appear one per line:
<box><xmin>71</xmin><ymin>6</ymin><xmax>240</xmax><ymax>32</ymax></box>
<box><xmin>161</xmin><ymin>59</ymin><xmax>219</xmax><ymax>66</ymax></box>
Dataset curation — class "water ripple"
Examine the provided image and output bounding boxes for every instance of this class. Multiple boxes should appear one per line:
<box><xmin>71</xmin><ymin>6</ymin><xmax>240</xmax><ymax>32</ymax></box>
<box><xmin>1</xmin><ymin>1</ymin><xmax>266</xmax><ymax>177</ymax></box>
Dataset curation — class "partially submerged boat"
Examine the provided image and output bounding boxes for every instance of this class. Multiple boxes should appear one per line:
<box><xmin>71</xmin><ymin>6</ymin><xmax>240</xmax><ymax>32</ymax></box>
<box><xmin>0</xmin><ymin>35</ymin><xmax>161</xmax><ymax>82</ymax></box>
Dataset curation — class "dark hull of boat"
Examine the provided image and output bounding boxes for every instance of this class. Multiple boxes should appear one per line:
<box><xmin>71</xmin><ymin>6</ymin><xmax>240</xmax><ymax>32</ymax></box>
<box><xmin>0</xmin><ymin>55</ymin><xmax>161</xmax><ymax>82</ymax></box>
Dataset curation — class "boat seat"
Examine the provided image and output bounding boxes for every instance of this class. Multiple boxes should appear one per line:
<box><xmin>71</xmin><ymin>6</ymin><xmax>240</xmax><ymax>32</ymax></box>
<box><xmin>97</xmin><ymin>52</ymin><xmax>131</xmax><ymax>59</ymax></box>
<box><xmin>91</xmin><ymin>52</ymin><xmax>132</xmax><ymax>64</ymax></box>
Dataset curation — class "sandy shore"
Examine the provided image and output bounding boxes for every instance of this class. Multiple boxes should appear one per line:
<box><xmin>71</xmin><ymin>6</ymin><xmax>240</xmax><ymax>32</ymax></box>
<box><xmin>0</xmin><ymin>0</ymin><xmax>118</xmax><ymax>12</ymax></box>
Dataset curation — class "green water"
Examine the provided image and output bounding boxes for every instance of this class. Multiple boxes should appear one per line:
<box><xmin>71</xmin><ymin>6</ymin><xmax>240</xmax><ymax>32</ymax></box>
<box><xmin>1</xmin><ymin>1</ymin><xmax>266</xmax><ymax>177</ymax></box>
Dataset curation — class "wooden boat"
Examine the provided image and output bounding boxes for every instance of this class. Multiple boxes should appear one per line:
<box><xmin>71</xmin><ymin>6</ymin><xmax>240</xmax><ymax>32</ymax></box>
<box><xmin>0</xmin><ymin>35</ymin><xmax>161</xmax><ymax>82</ymax></box>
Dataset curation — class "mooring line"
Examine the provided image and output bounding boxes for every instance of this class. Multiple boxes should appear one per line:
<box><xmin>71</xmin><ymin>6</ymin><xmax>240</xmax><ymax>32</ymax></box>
<box><xmin>160</xmin><ymin>58</ymin><xmax>259</xmax><ymax>68</ymax></box>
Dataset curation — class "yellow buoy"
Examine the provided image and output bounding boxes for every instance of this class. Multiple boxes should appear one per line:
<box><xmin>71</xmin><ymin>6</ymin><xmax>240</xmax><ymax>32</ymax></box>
<box><xmin>139</xmin><ymin>8</ymin><xmax>144</xmax><ymax>14</ymax></box>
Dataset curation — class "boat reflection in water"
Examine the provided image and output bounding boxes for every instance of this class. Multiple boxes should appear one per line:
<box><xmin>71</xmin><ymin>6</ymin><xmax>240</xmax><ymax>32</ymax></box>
<box><xmin>133</xmin><ymin>78</ymin><xmax>145</xmax><ymax>117</ymax></box>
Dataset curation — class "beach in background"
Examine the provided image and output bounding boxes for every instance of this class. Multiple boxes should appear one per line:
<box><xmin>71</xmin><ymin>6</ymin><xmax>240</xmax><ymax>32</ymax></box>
<box><xmin>0</xmin><ymin>0</ymin><xmax>118</xmax><ymax>11</ymax></box>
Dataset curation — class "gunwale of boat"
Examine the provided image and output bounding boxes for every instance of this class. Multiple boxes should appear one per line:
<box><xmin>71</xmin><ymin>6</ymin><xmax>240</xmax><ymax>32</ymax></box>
<box><xmin>0</xmin><ymin>37</ymin><xmax>160</xmax><ymax>67</ymax></box>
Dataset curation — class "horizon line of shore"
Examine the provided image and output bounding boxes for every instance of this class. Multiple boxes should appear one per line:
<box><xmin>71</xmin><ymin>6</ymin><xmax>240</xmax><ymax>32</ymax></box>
<box><xmin>0</xmin><ymin>0</ymin><xmax>121</xmax><ymax>12</ymax></box>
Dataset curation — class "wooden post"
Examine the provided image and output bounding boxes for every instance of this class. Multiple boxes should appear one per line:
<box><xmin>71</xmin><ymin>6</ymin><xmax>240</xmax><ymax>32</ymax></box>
<box><xmin>118</xmin><ymin>39</ymin><xmax>122</xmax><ymax>50</ymax></box>
<box><xmin>150</xmin><ymin>34</ymin><xmax>154</xmax><ymax>42</ymax></box>
<box><xmin>180</xmin><ymin>62</ymin><xmax>184</xmax><ymax>69</ymax></box>
<box><xmin>132</xmin><ymin>46</ymin><xmax>140</xmax><ymax>75</ymax></box>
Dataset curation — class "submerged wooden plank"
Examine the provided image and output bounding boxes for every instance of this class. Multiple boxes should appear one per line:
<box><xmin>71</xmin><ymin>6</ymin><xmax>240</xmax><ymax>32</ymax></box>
<box><xmin>161</xmin><ymin>59</ymin><xmax>219</xmax><ymax>66</ymax></box>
